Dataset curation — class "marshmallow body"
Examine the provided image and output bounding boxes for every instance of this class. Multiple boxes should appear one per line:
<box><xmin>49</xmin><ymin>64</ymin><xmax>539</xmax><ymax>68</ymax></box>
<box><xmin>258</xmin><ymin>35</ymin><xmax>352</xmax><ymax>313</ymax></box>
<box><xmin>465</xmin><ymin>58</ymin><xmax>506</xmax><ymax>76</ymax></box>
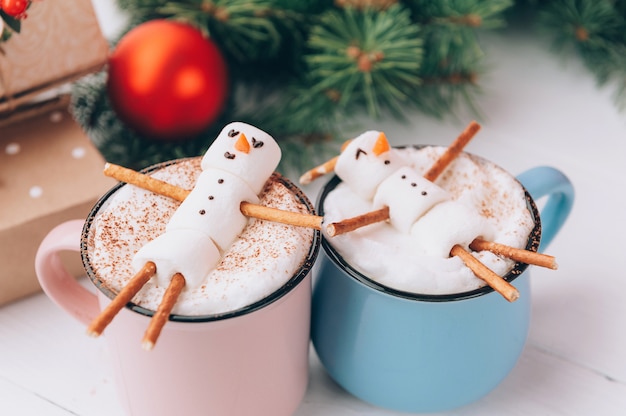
<box><xmin>132</xmin><ymin>229</ymin><xmax>221</xmax><ymax>289</ymax></box>
<box><xmin>166</xmin><ymin>169</ymin><xmax>259</xmax><ymax>251</ymax></box>
<box><xmin>201</xmin><ymin>122</ymin><xmax>281</xmax><ymax>194</ymax></box>
<box><xmin>334</xmin><ymin>131</ymin><xmax>408</xmax><ymax>200</ymax></box>
<box><xmin>373</xmin><ymin>166</ymin><xmax>451</xmax><ymax>234</ymax></box>
<box><xmin>410</xmin><ymin>201</ymin><xmax>495</xmax><ymax>258</ymax></box>
<box><xmin>132</xmin><ymin>122</ymin><xmax>279</xmax><ymax>291</ymax></box>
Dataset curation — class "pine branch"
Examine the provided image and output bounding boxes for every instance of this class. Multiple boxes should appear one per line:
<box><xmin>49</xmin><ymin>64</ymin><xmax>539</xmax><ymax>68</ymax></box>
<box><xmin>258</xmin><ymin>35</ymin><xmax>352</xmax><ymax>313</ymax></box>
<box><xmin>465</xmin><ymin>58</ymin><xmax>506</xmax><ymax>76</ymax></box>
<box><xmin>304</xmin><ymin>4</ymin><xmax>423</xmax><ymax>118</ymax></box>
<box><xmin>537</xmin><ymin>0</ymin><xmax>626</xmax><ymax>108</ymax></box>
<box><xmin>406</xmin><ymin>0</ymin><xmax>513</xmax><ymax>29</ymax></box>
<box><xmin>402</xmin><ymin>0</ymin><xmax>513</xmax><ymax>118</ymax></box>
<box><xmin>117</xmin><ymin>0</ymin><xmax>311</xmax><ymax>62</ymax></box>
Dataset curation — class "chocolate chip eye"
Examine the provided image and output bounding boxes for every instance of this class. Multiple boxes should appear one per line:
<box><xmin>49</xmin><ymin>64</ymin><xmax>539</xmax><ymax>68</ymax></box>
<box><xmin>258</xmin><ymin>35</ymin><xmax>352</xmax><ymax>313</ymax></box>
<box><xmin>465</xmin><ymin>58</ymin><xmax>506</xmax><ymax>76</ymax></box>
<box><xmin>252</xmin><ymin>137</ymin><xmax>264</xmax><ymax>148</ymax></box>
<box><xmin>228</xmin><ymin>129</ymin><xmax>239</xmax><ymax>137</ymax></box>
<box><xmin>421</xmin><ymin>191</ymin><xmax>427</xmax><ymax>196</ymax></box>
<box><xmin>217</xmin><ymin>178</ymin><xmax>224</xmax><ymax>184</ymax></box>
<box><xmin>355</xmin><ymin>148</ymin><xmax>367</xmax><ymax>160</ymax></box>
<box><xmin>208</xmin><ymin>196</ymin><xmax>214</xmax><ymax>200</ymax></box>
<box><xmin>199</xmin><ymin>209</ymin><xmax>206</xmax><ymax>215</ymax></box>
<box><xmin>401</xmin><ymin>175</ymin><xmax>407</xmax><ymax>179</ymax></box>
<box><xmin>224</xmin><ymin>151</ymin><xmax>236</xmax><ymax>159</ymax></box>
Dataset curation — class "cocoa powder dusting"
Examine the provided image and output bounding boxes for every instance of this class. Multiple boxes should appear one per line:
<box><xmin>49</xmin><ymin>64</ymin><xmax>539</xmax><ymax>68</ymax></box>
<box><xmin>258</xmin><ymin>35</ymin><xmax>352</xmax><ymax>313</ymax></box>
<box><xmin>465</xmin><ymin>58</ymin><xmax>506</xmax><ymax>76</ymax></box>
<box><xmin>88</xmin><ymin>159</ymin><xmax>314</xmax><ymax>315</ymax></box>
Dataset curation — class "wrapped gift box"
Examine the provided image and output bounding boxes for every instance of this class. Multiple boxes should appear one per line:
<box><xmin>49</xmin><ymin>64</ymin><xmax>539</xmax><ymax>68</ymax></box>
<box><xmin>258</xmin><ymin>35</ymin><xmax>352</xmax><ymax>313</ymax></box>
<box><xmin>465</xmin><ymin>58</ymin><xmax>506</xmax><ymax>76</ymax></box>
<box><xmin>0</xmin><ymin>109</ymin><xmax>116</xmax><ymax>305</ymax></box>
<box><xmin>0</xmin><ymin>0</ymin><xmax>109</xmax><ymax>126</ymax></box>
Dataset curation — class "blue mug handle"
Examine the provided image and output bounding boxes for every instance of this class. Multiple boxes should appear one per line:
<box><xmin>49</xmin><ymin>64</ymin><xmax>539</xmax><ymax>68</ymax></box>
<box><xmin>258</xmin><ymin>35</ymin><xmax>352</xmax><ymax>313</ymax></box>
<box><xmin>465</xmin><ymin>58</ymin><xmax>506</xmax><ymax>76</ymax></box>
<box><xmin>516</xmin><ymin>166</ymin><xmax>575</xmax><ymax>251</ymax></box>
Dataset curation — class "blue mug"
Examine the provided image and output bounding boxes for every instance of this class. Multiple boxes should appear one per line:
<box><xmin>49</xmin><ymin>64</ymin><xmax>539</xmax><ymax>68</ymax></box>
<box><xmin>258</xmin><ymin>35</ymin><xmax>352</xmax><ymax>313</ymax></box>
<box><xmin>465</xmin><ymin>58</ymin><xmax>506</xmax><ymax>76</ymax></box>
<box><xmin>311</xmin><ymin>159</ymin><xmax>574</xmax><ymax>413</ymax></box>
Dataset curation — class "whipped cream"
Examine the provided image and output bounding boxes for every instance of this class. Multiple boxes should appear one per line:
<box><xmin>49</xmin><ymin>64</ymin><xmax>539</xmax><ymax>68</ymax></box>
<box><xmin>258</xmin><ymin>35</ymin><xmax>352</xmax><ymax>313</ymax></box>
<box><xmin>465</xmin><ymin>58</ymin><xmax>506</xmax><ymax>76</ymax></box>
<box><xmin>88</xmin><ymin>158</ymin><xmax>315</xmax><ymax>316</ymax></box>
<box><xmin>322</xmin><ymin>145</ymin><xmax>536</xmax><ymax>295</ymax></box>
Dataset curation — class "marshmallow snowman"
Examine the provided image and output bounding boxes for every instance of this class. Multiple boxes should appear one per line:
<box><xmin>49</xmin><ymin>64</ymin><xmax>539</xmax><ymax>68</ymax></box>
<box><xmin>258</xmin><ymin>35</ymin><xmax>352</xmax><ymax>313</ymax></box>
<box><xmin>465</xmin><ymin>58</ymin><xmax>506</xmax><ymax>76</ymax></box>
<box><xmin>201</xmin><ymin>121</ymin><xmax>281</xmax><ymax>195</ymax></box>
<box><xmin>372</xmin><ymin>166</ymin><xmax>450</xmax><ymax>234</ymax></box>
<box><xmin>165</xmin><ymin>169</ymin><xmax>259</xmax><ymax>251</ymax></box>
<box><xmin>132</xmin><ymin>229</ymin><xmax>221</xmax><ymax>289</ymax></box>
<box><xmin>334</xmin><ymin>131</ymin><xmax>409</xmax><ymax>200</ymax></box>
<box><xmin>368</xmin><ymin>165</ymin><xmax>494</xmax><ymax>258</ymax></box>
<box><xmin>334</xmin><ymin>135</ymin><xmax>494</xmax><ymax>258</ymax></box>
<box><xmin>133</xmin><ymin>122</ymin><xmax>282</xmax><ymax>290</ymax></box>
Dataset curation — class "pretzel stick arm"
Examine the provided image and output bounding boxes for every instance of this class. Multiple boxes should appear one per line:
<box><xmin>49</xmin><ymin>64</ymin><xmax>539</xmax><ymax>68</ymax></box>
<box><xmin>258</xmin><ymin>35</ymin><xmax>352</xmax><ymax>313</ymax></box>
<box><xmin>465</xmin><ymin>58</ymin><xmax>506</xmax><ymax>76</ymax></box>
<box><xmin>142</xmin><ymin>273</ymin><xmax>186</xmax><ymax>351</ymax></box>
<box><xmin>470</xmin><ymin>238</ymin><xmax>557</xmax><ymax>270</ymax></box>
<box><xmin>299</xmin><ymin>139</ymin><xmax>354</xmax><ymax>185</ymax></box>
<box><xmin>105</xmin><ymin>163</ymin><xmax>322</xmax><ymax>229</ymax></box>
<box><xmin>423</xmin><ymin>121</ymin><xmax>481</xmax><ymax>182</ymax></box>
<box><xmin>450</xmin><ymin>245</ymin><xmax>519</xmax><ymax>302</ymax></box>
<box><xmin>241</xmin><ymin>201</ymin><xmax>322</xmax><ymax>230</ymax></box>
<box><xmin>326</xmin><ymin>206</ymin><xmax>390</xmax><ymax>237</ymax></box>
<box><xmin>86</xmin><ymin>261</ymin><xmax>157</xmax><ymax>337</ymax></box>
<box><xmin>299</xmin><ymin>156</ymin><xmax>339</xmax><ymax>185</ymax></box>
<box><xmin>104</xmin><ymin>163</ymin><xmax>190</xmax><ymax>202</ymax></box>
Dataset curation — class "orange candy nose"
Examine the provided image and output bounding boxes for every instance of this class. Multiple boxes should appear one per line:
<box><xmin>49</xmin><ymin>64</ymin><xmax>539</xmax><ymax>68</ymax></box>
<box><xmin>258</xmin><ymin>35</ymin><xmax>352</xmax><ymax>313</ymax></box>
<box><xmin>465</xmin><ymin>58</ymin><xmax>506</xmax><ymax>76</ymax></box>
<box><xmin>234</xmin><ymin>133</ymin><xmax>251</xmax><ymax>154</ymax></box>
<box><xmin>372</xmin><ymin>132</ymin><xmax>390</xmax><ymax>156</ymax></box>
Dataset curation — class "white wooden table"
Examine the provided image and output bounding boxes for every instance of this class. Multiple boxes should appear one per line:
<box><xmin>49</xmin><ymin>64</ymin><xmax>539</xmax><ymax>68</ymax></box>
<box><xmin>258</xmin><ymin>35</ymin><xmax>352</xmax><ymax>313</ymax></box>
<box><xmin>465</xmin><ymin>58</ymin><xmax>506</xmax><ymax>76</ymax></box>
<box><xmin>1</xmin><ymin>4</ymin><xmax>625</xmax><ymax>415</ymax></box>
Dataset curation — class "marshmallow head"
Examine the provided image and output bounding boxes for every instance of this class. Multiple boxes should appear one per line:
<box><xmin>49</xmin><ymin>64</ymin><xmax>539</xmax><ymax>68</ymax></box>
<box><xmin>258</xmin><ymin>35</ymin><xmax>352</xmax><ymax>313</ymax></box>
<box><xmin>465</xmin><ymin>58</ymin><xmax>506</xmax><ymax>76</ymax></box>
<box><xmin>201</xmin><ymin>122</ymin><xmax>281</xmax><ymax>195</ymax></box>
<box><xmin>132</xmin><ymin>229</ymin><xmax>221</xmax><ymax>290</ymax></box>
<box><xmin>166</xmin><ymin>169</ymin><xmax>260</xmax><ymax>251</ymax></box>
<box><xmin>410</xmin><ymin>201</ymin><xmax>495</xmax><ymax>258</ymax></box>
<box><xmin>373</xmin><ymin>167</ymin><xmax>451</xmax><ymax>233</ymax></box>
<box><xmin>334</xmin><ymin>131</ymin><xmax>408</xmax><ymax>200</ymax></box>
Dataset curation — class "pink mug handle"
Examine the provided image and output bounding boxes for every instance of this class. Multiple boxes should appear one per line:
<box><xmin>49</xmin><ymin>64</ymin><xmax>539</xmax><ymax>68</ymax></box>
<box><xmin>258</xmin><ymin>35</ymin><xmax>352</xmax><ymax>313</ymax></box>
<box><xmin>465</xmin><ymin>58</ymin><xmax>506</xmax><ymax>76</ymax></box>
<box><xmin>35</xmin><ymin>220</ymin><xmax>100</xmax><ymax>326</ymax></box>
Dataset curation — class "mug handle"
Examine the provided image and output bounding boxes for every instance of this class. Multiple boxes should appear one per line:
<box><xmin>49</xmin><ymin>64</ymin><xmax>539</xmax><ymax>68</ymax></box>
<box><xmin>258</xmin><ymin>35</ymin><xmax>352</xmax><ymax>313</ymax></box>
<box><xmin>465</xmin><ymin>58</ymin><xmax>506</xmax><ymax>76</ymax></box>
<box><xmin>35</xmin><ymin>219</ymin><xmax>99</xmax><ymax>326</ymax></box>
<box><xmin>516</xmin><ymin>166</ymin><xmax>575</xmax><ymax>251</ymax></box>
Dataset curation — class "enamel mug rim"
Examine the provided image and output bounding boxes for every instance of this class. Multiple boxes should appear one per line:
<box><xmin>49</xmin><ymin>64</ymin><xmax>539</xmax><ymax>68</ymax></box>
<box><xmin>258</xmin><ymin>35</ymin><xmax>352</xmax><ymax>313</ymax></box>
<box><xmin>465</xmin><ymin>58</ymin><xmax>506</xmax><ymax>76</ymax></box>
<box><xmin>81</xmin><ymin>157</ymin><xmax>321</xmax><ymax>322</ymax></box>
<box><xmin>316</xmin><ymin>146</ymin><xmax>542</xmax><ymax>303</ymax></box>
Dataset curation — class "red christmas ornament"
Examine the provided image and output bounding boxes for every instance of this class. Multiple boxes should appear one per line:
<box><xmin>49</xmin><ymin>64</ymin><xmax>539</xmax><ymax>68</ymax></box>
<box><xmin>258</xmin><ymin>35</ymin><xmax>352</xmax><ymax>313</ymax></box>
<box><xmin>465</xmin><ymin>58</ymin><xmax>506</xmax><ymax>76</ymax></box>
<box><xmin>106</xmin><ymin>20</ymin><xmax>229</xmax><ymax>141</ymax></box>
<box><xmin>1</xmin><ymin>0</ymin><xmax>29</xmax><ymax>18</ymax></box>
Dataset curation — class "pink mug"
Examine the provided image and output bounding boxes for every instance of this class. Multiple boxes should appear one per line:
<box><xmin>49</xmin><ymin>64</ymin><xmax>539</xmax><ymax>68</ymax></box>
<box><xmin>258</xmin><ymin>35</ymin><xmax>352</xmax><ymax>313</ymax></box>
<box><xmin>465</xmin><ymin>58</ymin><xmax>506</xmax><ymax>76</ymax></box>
<box><xmin>35</xmin><ymin>161</ymin><xmax>320</xmax><ymax>416</ymax></box>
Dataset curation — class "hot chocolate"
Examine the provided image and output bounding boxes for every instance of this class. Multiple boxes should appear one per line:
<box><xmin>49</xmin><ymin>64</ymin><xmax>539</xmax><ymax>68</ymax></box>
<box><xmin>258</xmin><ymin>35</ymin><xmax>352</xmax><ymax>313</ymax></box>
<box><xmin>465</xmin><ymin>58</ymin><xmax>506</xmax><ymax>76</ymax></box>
<box><xmin>86</xmin><ymin>160</ymin><xmax>315</xmax><ymax>316</ymax></box>
<box><xmin>321</xmin><ymin>141</ymin><xmax>536</xmax><ymax>295</ymax></box>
